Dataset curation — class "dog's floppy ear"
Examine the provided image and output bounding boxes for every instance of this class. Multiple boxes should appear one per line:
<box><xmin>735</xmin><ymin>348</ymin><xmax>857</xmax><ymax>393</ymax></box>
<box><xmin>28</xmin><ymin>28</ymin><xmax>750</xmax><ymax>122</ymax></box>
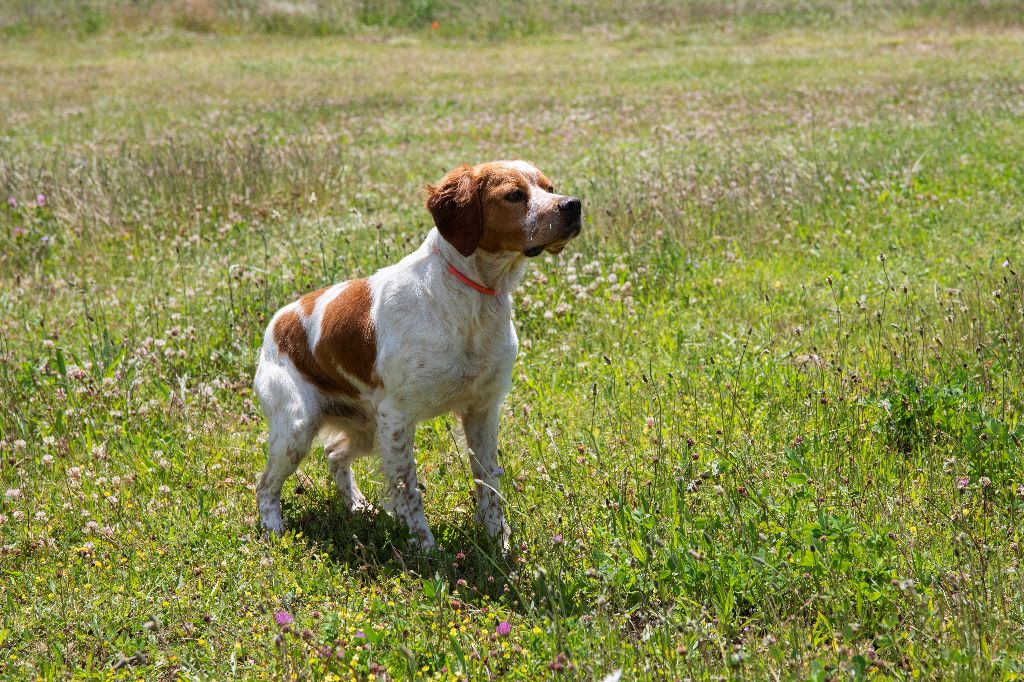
<box><xmin>426</xmin><ymin>164</ymin><xmax>483</xmax><ymax>257</ymax></box>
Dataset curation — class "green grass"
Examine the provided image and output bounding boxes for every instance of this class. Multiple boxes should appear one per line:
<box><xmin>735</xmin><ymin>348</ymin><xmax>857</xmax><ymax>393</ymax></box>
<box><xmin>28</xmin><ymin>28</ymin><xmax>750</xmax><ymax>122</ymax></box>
<box><xmin>2</xmin><ymin>7</ymin><xmax>1024</xmax><ymax>681</ymax></box>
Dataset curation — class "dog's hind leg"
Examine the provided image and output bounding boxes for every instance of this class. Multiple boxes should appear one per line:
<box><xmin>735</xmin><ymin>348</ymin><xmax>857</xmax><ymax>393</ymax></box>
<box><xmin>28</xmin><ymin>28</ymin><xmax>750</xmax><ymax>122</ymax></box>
<box><xmin>325</xmin><ymin>428</ymin><xmax>374</xmax><ymax>512</ymax></box>
<box><xmin>256</xmin><ymin>413</ymin><xmax>317</xmax><ymax>535</ymax></box>
<box><xmin>253</xmin><ymin>350</ymin><xmax>317</xmax><ymax>536</ymax></box>
<box><xmin>254</xmin><ymin>354</ymin><xmax>320</xmax><ymax>535</ymax></box>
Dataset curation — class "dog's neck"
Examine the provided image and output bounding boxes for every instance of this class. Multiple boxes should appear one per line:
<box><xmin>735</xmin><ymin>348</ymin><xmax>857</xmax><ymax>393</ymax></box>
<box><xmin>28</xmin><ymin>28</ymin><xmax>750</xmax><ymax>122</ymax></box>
<box><xmin>428</xmin><ymin>229</ymin><xmax>528</xmax><ymax>297</ymax></box>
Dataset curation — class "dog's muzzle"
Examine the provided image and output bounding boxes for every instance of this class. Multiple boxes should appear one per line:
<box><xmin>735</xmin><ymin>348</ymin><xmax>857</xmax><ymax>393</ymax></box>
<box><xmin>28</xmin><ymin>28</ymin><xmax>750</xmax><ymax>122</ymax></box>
<box><xmin>524</xmin><ymin>197</ymin><xmax>583</xmax><ymax>257</ymax></box>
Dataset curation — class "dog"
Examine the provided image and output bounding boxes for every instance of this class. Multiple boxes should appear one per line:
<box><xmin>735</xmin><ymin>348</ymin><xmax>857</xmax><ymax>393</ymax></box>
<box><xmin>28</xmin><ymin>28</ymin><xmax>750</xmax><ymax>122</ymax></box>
<box><xmin>254</xmin><ymin>160</ymin><xmax>583</xmax><ymax>550</ymax></box>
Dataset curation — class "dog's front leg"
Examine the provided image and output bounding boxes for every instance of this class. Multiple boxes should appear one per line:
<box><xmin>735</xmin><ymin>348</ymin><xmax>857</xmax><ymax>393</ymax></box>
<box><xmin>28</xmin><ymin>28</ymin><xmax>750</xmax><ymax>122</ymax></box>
<box><xmin>462</xmin><ymin>403</ymin><xmax>511</xmax><ymax>551</ymax></box>
<box><xmin>377</xmin><ymin>402</ymin><xmax>435</xmax><ymax>550</ymax></box>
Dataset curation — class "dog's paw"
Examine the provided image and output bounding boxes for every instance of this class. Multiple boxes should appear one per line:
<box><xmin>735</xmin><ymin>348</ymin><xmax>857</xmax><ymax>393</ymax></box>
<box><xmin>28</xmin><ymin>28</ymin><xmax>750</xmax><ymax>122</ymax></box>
<box><xmin>475</xmin><ymin>507</ymin><xmax>510</xmax><ymax>550</ymax></box>
<box><xmin>407</xmin><ymin>525</ymin><xmax>437</xmax><ymax>552</ymax></box>
<box><xmin>343</xmin><ymin>493</ymin><xmax>373</xmax><ymax>514</ymax></box>
<box><xmin>349</xmin><ymin>498</ymin><xmax>374</xmax><ymax>514</ymax></box>
<box><xmin>260</xmin><ymin>515</ymin><xmax>285</xmax><ymax>538</ymax></box>
<box><xmin>494</xmin><ymin>520</ymin><xmax>512</xmax><ymax>555</ymax></box>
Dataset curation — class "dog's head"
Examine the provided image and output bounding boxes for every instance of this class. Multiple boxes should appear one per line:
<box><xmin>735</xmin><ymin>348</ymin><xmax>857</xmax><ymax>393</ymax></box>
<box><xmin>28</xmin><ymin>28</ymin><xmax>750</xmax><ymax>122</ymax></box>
<box><xmin>426</xmin><ymin>160</ymin><xmax>583</xmax><ymax>258</ymax></box>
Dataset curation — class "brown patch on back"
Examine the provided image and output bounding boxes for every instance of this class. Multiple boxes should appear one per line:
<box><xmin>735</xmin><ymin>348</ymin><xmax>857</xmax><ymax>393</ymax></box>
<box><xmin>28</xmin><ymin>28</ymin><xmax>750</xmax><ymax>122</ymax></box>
<box><xmin>314</xmin><ymin>279</ymin><xmax>380</xmax><ymax>389</ymax></box>
<box><xmin>299</xmin><ymin>287</ymin><xmax>329</xmax><ymax>316</ymax></box>
<box><xmin>272</xmin><ymin>310</ymin><xmax>360</xmax><ymax>398</ymax></box>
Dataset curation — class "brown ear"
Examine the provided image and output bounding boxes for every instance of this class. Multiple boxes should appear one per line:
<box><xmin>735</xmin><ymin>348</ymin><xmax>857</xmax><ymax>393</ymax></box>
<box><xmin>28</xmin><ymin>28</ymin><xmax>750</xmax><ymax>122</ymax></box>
<box><xmin>425</xmin><ymin>165</ymin><xmax>483</xmax><ymax>257</ymax></box>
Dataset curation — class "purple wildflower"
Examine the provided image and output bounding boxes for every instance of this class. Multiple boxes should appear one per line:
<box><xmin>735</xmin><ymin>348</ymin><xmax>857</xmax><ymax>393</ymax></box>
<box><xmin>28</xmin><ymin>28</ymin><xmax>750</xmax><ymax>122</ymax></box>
<box><xmin>36</xmin><ymin>193</ymin><xmax>46</xmax><ymax>207</ymax></box>
<box><xmin>354</xmin><ymin>630</ymin><xmax>365</xmax><ymax>639</ymax></box>
<box><xmin>12</xmin><ymin>227</ymin><xmax>26</xmax><ymax>237</ymax></box>
<box><xmin>956</xmin><ymin>476</ymin><xmax>969</xmax><ymax>491</ymax></box>
<box><xmin>274</xmin><ymin>610</ymin><xmax>293</xmax><ymax>626</ymax></box>
<box><xmin>496</xmin><ymin>621</ymin><xmax>512</xmax><ymax>637</ymax></box>
<box><xmin>6</xmin><ymin>197</ymin><xmax>15</xmax><ymax>208</ymax></box>
<box><xmin>552</xmin><ymin>533</ymin><xmax>564</xmax><ymax>545</ymax></box>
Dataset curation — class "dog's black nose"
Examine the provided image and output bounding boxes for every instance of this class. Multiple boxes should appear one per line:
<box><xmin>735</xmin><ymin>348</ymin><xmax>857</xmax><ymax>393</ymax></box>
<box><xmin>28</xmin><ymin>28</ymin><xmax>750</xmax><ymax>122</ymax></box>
<box><xmin>558</xmin><ymin>197</ymin><xmax>581</xmax><ymax>217</ymax></box>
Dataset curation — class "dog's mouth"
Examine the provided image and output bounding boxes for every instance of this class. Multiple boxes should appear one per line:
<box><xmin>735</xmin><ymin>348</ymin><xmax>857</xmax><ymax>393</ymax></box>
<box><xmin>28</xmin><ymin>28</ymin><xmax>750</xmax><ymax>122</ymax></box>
<box><xmin>543</xmin><ymin>240</ymin><xmax>571</xmax><ymax>255</ymax></box>
<box><xmin>524</xmin><ymin>221</ymin><xmax>582</xmax><ymax>258</ymax></box>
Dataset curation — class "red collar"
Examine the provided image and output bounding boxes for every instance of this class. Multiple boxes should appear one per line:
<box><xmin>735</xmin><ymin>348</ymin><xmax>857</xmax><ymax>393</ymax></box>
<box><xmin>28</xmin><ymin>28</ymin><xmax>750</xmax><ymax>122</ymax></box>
<box><xmin>433</xmin><ymin>246</ymin><xmax>499</xmax><ymax>296</ymax></box>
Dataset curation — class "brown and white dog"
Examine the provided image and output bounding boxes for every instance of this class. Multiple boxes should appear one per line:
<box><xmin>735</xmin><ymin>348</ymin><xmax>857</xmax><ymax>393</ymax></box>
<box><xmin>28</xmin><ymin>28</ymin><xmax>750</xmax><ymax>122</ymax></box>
<box><xmin>254</xmin><ymin>160</ymin><xmax>582</xmax><ymax>550</ymax></box>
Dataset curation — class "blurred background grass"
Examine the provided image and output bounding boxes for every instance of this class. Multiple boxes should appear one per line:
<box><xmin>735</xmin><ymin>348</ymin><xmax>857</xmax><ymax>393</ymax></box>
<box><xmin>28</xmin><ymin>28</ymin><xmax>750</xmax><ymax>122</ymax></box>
<box><xmin>3</xmin><ymin>0</ymin><xmax>1024</xmax><ymax>39</ymax></box>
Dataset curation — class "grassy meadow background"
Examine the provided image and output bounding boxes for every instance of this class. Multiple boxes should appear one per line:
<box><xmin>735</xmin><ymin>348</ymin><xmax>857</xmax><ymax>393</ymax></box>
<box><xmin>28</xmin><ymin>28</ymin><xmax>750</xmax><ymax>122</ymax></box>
<box><xmin>2</xmin><ymin>1</ymin><xmax>1024</xmax><ymax>679</ymax></box>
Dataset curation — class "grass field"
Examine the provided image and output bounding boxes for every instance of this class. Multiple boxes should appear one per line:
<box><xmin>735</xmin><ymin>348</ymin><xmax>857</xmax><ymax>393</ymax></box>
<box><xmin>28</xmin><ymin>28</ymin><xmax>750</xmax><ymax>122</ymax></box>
<box><xmin>2</xmin><ymin>2</ymin><xmax>1024</xmax><ymax>679</ymax></box>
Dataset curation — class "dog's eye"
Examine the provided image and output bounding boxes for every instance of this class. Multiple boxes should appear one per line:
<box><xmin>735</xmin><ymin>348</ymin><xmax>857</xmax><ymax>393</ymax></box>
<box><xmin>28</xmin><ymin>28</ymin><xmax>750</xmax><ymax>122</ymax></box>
<box><xmin>546</xmin><ymin>185</ymin><xmax>555</xmax><ymax>193</ymax></box>
<box><xmin>504</xmin><ymin>190</ymin><xmax>525</xmax><ymax>203</ymax></box>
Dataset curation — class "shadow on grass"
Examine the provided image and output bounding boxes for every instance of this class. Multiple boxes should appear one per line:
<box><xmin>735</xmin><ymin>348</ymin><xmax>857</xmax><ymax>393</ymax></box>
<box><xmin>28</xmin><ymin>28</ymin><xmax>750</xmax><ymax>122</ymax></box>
<box><xmin>277</xmin><ymin>482</ymin><xmax>533</xmax><ymax>613</ymax></box>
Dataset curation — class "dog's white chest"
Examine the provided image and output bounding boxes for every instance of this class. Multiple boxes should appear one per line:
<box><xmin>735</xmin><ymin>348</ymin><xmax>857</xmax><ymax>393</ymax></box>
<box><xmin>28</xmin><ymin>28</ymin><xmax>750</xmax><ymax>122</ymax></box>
<box><xmin>443</xmin><ymin>315</ymin><xmax>517</xmax><ymax>402</ymax></box>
